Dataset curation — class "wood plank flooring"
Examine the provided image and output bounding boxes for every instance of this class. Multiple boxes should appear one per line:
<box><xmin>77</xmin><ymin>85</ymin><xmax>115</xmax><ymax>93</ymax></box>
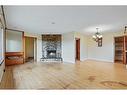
<box><xmin>0</xmin><ymin>60</ymin><xmax>127</xmax><ymax>89</ymax></box>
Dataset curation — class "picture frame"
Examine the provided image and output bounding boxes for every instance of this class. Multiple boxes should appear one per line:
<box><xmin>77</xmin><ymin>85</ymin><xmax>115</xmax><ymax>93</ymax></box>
<box><xmin>98</xmin><ymin>38</ymin><xmax>102</xmax><ymax>47</ymax></box>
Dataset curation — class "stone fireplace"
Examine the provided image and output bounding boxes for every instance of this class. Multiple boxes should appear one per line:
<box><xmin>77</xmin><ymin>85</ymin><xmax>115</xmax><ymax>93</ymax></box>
<box><xmin>41</xmin><ymin>35</ymin><xmax>62</xmax><ymax>61</ymax></box>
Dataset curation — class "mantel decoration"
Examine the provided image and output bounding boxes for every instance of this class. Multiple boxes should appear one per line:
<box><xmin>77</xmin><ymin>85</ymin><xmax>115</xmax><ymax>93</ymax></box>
<box><xmin>92</xmin><ymin>28</ymin><xmax>103</xmax><ymax>47</ymax></box>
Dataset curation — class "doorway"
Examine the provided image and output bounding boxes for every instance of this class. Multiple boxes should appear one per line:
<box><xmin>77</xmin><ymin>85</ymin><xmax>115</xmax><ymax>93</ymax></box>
<box><xmin>75</xmin><ymin>38</ymin><xmax>80</xmax><ymax>61</ymax></box>
<box><xmin>24</xmin><ymin>36</ymin><xmax>37</xmax><ymax>62</ymax></box>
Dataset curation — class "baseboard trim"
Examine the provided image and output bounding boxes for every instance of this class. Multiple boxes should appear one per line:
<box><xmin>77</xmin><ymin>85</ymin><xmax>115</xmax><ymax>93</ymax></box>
<box><xmin>87</xmin><ymin>58</ymin><xmax>114</xmax><ymax>63</ymax></box>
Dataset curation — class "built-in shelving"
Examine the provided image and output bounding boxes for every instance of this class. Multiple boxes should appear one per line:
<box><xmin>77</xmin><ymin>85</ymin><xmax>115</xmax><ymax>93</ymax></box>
<box><xmin>114</xmin><ymin>36</ymin><xmax>127</xmax><ymax>64</ymax></box>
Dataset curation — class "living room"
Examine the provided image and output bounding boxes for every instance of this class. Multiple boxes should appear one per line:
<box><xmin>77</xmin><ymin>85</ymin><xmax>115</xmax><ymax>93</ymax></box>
<box><xmin>0</xmin><ymin>5</ymin><xmax>127</xmax><ymax>90</ymax></box>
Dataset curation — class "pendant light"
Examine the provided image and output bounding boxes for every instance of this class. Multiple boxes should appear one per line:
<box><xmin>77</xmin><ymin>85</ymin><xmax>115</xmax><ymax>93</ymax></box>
<box><xmin>92</xmin><ymin>28</ymin><xmax>102</xmax><ymax>42</ymax></box>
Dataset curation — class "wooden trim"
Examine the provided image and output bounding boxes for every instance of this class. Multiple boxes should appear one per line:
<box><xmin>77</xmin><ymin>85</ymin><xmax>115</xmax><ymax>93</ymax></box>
<box><xmin>5</xmin><ymin>52</ymin><xmax>23</xmax><ymax>56</ymax></box>
<box><xmin>114</xmin><ymin>35</ymin><xmax>124</xmax><ymax>38</ymax></box>
<box><xmin>75</xmin><ymin>38</ymin><xmax>80</xmax><ymax>61</ymax></box>
<box><xmin>22</xmin><ymin>32</ymin><xmax>25</xmax><ymax>63</ymax></box>
<box><xmin>114</xmin><ymin>37</ymin><xmax>115</xmax><ymax>63</ymax></box>
<box><xmin>24</xmin><ymin>36</ymin><xmax>37</xmax><ymax>39</ymax></box>
<box><xmin>34</xmin><ymin>38</ymin><xmax>37</xmax><ymax>61</ymax></box>
<box><xmin>123</xmin><ymin>36</ymin><xmax>126</xmax><ymax>64</ymax></box>
<box><xmin>24</xmin><ymin>36</ymin><xmax>37</xmax><ymax>62</ymax></box>
<box><xmin>6</xmin><ymin>28</ymin><xmax>24</xmax><ymax>32</ymax></box>
<box><xmin>24</xmin><ymin>36</ymin><xmax>26</xmax><ymax>62</ymax></box>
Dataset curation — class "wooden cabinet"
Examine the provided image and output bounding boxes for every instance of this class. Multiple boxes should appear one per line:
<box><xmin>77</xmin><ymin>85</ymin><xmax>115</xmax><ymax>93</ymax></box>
<box><xmin>114</xmin><ymin>36</ymin><xmax>127</xmax><ymax>64</ymax></box>
<box><xmin>5</xmin><ymin>52</ymin><xmax>24</xmax><ymax>66</ymax></box>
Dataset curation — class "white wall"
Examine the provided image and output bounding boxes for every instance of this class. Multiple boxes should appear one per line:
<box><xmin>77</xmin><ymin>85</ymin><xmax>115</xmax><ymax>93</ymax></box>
<box><xmin>24</xmin><ymin>32</ymin><xmax>42</xmax><ymax>62</ymax></box>
<box><xmin>0</xmin><ymin>6</ymin><xmax>5</xmax><ymax>82</ymax></box>
<box><xmin>25</xmin><ymin>32</ymin><xmax>77</xmax><ymax>63</ymax></box>
<box><xmin>62</xmin><ymin>32</ymin><xmax>88</xmax><ymax>63</ymax></box>
<box><xmin>37</xmin><ymin>37</ymin><xmax>42</xmax><ymax>62</ymax></box>
<box><xmin>25</xmin><ymin>32</ymin><xmax>82</xmax><ymax>63</ymax></box>
<box><xmin>74</xmin><ymin>32</ymin><xmax>88</xmax><ymax>61</ymax></box>
<box><xmin>6</xmin><ymin>30</ymin><xmax>23</xmax><ymax>52</ymax></box>
<box><xmin>87</xmin><ymin>31</ymin><xmax>123</xmax><ymax>62</ymax></box>
<box><xmin>24</xmin><ymin>31</ymin><xmax>123</xmax><ymax>63</ymax></box>
<box><xmin>0</xmin><ymin>28</ymin><xmax>4</xmax><ymax>60</ymax></box>
<box><xmin>62</xmin><ymin>32</ymin><xmax>75</xmax><ymax>63</ymax></box>
<box><xmin>0</xmin><ymin>28</ymin><xmax>5</xmax><ymax>82</ymax></box>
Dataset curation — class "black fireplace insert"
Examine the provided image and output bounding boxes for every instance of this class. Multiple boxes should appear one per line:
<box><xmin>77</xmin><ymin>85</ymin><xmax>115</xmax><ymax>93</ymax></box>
<box><xmin>47</xmin><ymin>50</ymin><xmax>56</xmax><ymax>58</ymax></box>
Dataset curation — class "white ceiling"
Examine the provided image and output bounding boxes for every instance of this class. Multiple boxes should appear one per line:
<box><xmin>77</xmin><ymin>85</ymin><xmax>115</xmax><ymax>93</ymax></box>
<box><xmin>3</xmin><ymin>6</ymin><xmax>127</xmax><ymax>34</ymax></box>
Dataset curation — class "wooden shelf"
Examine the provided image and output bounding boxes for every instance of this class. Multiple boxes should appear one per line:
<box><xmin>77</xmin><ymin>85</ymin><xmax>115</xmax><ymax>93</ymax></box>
<box><xmin>5</xmin><ymin>52</ymin><xmax>24</xmax><ymax>66</ymax></box>
<box><xmin>114</xmin><ymin>36</ymin><xmax>125</xmax><ymax>64</ymax></box>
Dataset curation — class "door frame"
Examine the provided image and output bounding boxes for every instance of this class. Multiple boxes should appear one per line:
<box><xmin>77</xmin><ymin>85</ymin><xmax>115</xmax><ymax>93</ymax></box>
<box><xmin>75</xmin><ymin>38</ymin><xmax>80</xmax><ymax>61</ymax></box>
<box><xmin>24</xmin><ymin>36</ymin><xmax>37</xmax><ymax>62</ymax></box>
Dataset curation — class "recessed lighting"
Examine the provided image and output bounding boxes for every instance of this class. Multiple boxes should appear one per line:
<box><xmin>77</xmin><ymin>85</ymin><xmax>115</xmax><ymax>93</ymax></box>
<box><xmin>51</xmin><ymin>22</ymin><xmax>55</xmax><ymax>24</ymax></box>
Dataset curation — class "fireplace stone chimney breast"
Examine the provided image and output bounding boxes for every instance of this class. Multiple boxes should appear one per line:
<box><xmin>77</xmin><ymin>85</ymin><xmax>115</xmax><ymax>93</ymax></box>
<box><xmin>41</xmin><ymin>35</ymin><xmax>62</xmax><ymax>61</ymax></box>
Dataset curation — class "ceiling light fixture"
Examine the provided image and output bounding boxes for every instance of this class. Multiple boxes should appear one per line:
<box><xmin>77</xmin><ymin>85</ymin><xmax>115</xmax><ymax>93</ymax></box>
<box><xmin>92</xmin><ymin>28</ymin><xmax>102</xmax><ymax>42</ymax></box>
<box><xmin>51</xmin><ymin>22</ymin><xmax>55</xmax><ymax>24</ymax></box>
<box><xmin>124</xmin><ymin>26</ymin><xmax>127</xmax><ymax>34</ymax></box>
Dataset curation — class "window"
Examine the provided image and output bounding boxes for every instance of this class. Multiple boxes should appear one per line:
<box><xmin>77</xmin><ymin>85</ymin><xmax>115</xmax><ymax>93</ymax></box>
<box><xmin>0</xmin><ymin>27</ymin><xmax>4</xmax><ymax>64</ymax></box>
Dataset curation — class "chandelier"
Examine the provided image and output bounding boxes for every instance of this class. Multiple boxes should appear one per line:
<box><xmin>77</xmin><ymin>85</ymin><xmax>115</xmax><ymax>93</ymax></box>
<box><xmin>92</xmin><ymin>28</ymin><xmax>102</xmax><ymax>42</ymax></box>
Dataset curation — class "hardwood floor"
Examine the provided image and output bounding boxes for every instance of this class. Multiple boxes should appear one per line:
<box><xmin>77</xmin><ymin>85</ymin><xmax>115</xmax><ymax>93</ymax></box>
<box><xmin>0</xmin><ymin>60</ymin><xmax>127</xmax><ymax>89</ymax></box>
